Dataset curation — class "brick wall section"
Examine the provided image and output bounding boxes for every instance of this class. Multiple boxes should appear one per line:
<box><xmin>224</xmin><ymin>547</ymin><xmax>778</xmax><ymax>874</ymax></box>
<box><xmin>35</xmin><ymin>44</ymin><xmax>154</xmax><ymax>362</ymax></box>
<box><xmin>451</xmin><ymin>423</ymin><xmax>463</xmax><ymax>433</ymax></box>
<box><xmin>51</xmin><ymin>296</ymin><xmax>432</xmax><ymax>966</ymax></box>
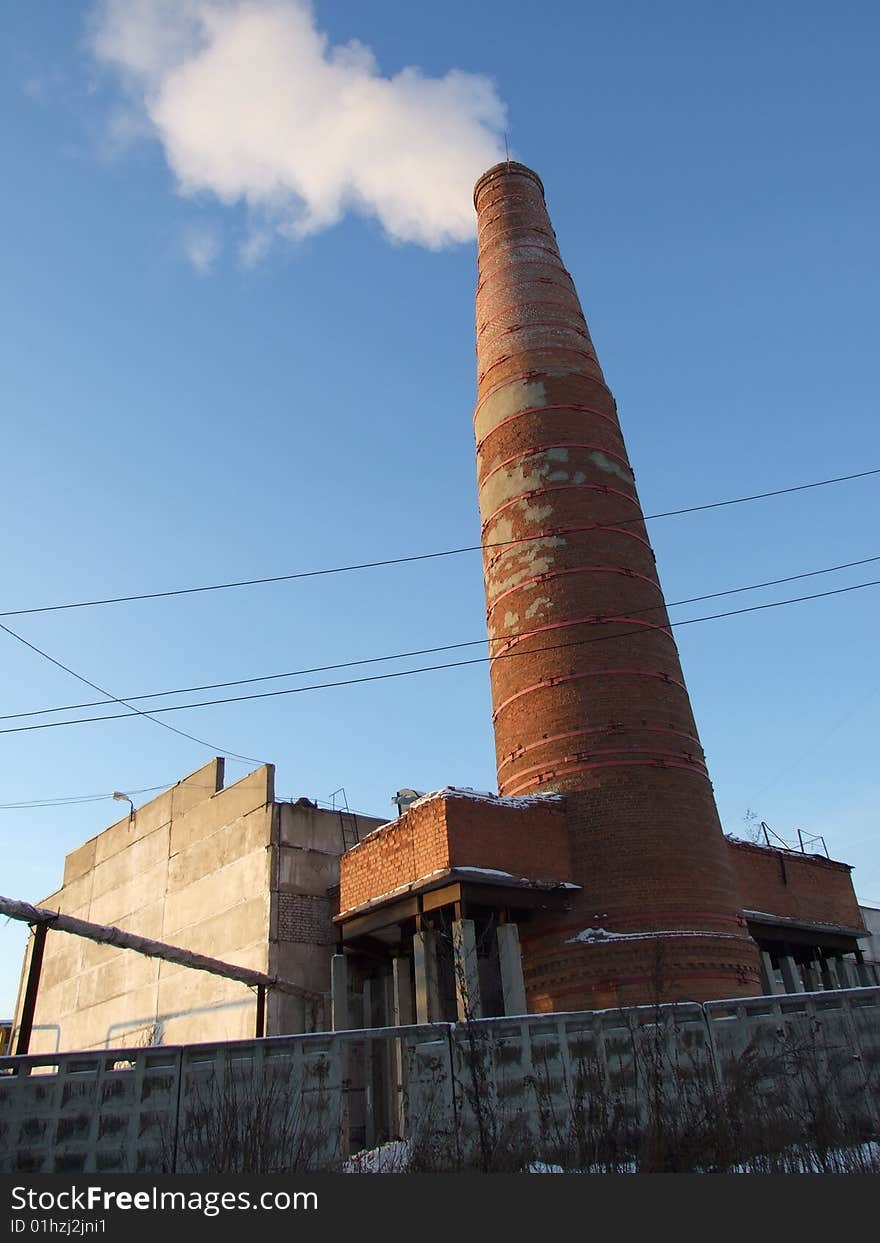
<box><xmin>338</xmin><ymin>791</ymin><xmax>571</xmax><ymax>915</ymax></box>
<box><xmin>728</xmin><ymin>840</ymin><xmax>865</xmax><ymax>930</ymax></box>
<box><xmin>472</xmin><ymin>163</ymin><xmax>762</xmax><ymax>1008</ymax></box>
<box><xmin>277</xmin><ymin>893</ymin><xmax>335</xmax><ymax>945</ymax></box>
<box><xmin>339</xmin><ymin>799</ymin><xmax>448</xmax><ymax>914</ymax></box>
<box><xmin>443</xmin><ymin>793</ymin><xmax>570</xmax><ymax>880</ymax></box>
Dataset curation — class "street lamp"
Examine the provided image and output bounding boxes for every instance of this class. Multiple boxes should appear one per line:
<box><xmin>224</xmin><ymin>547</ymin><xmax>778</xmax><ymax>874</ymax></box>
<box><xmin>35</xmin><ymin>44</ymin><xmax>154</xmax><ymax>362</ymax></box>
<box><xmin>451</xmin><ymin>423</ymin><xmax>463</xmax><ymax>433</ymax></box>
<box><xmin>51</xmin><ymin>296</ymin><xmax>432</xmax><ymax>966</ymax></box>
<box><xmin>112</xmin><ymin>791</ymin><xmax>135</xmax><ymax>821</ymax></box>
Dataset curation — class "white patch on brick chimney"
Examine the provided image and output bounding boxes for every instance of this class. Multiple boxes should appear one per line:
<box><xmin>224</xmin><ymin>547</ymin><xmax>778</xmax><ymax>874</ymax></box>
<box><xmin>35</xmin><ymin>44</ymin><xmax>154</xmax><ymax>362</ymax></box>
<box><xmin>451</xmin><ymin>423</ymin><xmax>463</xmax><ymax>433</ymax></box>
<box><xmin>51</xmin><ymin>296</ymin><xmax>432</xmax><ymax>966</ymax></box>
<box><xmin>589</xmin><ymin>451</ymin><xmax>634</xmax><ymax>484</ymax></box>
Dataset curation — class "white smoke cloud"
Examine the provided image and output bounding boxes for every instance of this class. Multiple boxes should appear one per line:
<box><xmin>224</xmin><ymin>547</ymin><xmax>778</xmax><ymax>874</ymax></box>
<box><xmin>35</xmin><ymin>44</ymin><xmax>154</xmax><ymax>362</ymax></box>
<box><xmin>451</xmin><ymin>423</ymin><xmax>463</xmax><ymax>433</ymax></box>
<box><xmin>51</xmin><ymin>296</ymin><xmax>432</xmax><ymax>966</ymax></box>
<box><xmin>88</xmin><ymin>0</ymin><xmax>507</xmax><ymax>251</ymax></box>
<box><xmin>182</xmin><ymin>223</ymin><xmax>221</xmax><ymax>272</ymax></box>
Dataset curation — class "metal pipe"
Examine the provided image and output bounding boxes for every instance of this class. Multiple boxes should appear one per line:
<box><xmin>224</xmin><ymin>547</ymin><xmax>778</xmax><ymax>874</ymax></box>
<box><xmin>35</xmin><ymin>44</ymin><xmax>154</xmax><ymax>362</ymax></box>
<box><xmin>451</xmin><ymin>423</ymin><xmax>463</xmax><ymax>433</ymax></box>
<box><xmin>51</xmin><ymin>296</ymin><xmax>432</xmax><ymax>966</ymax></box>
<box><xmin>0</xmin><ymin>894</ymin><xmax>316</xmax><ymax>1002</ymax></box>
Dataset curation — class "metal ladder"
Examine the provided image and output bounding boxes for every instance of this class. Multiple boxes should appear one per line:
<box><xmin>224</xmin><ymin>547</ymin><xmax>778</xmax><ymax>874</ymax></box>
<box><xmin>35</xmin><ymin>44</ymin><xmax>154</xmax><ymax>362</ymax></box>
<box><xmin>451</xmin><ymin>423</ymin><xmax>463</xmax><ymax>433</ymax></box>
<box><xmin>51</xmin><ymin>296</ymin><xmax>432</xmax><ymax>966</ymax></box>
<box><xmin>330</xmin><ymin>787</ymin><xmax>360</xmax><ymax>852</ymax></box>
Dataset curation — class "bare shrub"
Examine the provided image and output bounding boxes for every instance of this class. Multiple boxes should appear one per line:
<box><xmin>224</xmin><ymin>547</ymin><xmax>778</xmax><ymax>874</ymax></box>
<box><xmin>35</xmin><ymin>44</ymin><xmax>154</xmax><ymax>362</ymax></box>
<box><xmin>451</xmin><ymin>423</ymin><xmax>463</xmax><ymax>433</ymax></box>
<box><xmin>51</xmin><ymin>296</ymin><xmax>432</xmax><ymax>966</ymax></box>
<box><xmin>165</xmin><ymin>1057</ymin><xmax>338</xmax><ymax>1174</ymax></box>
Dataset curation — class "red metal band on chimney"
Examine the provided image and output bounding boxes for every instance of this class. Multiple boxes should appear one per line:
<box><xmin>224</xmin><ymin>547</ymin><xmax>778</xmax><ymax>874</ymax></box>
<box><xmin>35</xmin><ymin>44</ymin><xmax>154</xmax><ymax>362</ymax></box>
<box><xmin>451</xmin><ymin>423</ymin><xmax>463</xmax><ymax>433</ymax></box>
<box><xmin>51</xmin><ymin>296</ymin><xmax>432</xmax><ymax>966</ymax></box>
<box><xmin>491</xmin><ymin>666</ymin><xmax>685</xmax><ymax>722</ymax></box>
<box><xmin>481</xmin><ymin>482</ymin><xmax>639</xmax><ymax>533</ymax></box>
<box><xmin>481</xmin><ymin>318</ymin><xmax>593</xmax><ymax>347</ymax></box>
<box><xmin>502</xmin><ymin>752</ymin><xmax>709</xmax><ymax>791</ymax></box>
<box><xmin>474</xmin><ymin>368</ymin><xmax>613</xmax><ymax>417</ymax></box>
<box><xmin>485</xmin><ymin>526</ymin><xmax>652</xmax><ymax>571</ymax></box>
<box><xmin>541</xmin><ymin>971</ymin><xmax>761</xmax><ymax>1005</ymax></box>
<box><xmin>477</xmin><ymin>300</ymin><xmax>585</xmax><ymax>337</ymax></box>
<box><xmin>503</xmin><ymin>747</ymin><xmax>710</xmax><ymax>791</ymax></box>
<box><xmin>475</xmin><ymin>405</ymin><xmax>622</xmax><ymax>446</ymax></box>
<box><xmin>476</xmin><ymin>256</ymin><xmax>573</xmax><ymax>290</ymax></box>
<box><xmin>486</xmin><ymin>565</ymin><xmax>664</xmax><ymax>614</ymax></box>
<box><xmin>489</xmin><ymin>615</ymin><xmax>675</xmax><ymax>656</ymax></box>
<box><xmin>478</xmin><ymin>442</ymin><xmax>632</xmax><ymax>487</ymax></box>
<box><xmin>496</xmin><ymin>725</ymin><xmax>704</xmax><ymax>775</ymax></box>
<box><xmin>478</xmin><ymin>346</ymin><xmax>605</xmax><ymax>386</ymax></box>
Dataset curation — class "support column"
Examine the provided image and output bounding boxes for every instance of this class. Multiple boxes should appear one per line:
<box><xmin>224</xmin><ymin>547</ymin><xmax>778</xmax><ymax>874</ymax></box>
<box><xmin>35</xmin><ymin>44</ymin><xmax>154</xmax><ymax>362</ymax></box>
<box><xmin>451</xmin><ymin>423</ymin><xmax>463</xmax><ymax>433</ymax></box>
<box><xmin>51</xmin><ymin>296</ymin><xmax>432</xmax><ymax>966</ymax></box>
<box><xmin>331</xmin><ymin>953</ymin><xmax>349</xmax><ymax>1031</ymax></box>
<box><xmin>413</xmin><ymin>930</ymin><xmax>441</xmax><ymax>1024</ymax></box>
<box><xmin>390</xmin><ymin>959</ymin><xmax>413</xmax><ymax>1138</ymax></box>
<box><xmin>836</xmin><ymin>957</ymin><xmax>855</xmax><ymax>989</ymax></box>
<box><xmin>802</xmin><ymin>961</ymin><xmax>821</xmax><ymax>992</ymax></box>
<box><xmin>15</xmin><ymin>924</ymin><xmax>48</xmax><ymax>1056</ymax></box>
<box><xmin>362</xmin><ymin>978</ymin><xmax>374</xmax><ymax>1028</ymax></box>
<box><xmin>392</xmin><ymin>957</ymin><xmax>414</xmax><ymax>1027</ymax></box>
<box><xmin>779</xmin><ymin>955</ymin><xmax>804</xmax><ymax>994</ymax></box>
<box><xmin>496</xmin><ymin>923</ymin><xmax>527</xmax><ymax>1015</ymax></box>
<box><xmin>820</xmin><ymin>954</ymin><xmax>840</xmax><ymax>984</ymax></box>
<box><xmin>361</xmin><ymin>979</ymin><xmax>375</xmax><ymax>1148</ymax></box>
<box><xmin>452</xmin><ymin>918</ymin><xmax>483</xmax><ymax>1021</ymax></box>
<box><xmin>819</xmin><ymin>951</ymin><xmax>836</xmax><ymax>991</ymax></box>
<box><xmin>760</xmin><ymin>950</ymin><xmax>784</xmax><ymax>995</ymax></box>
<box><xmin>855</xmin><ymin>960</ymin><xmax>873</xmax><ymax>987</ymax></box>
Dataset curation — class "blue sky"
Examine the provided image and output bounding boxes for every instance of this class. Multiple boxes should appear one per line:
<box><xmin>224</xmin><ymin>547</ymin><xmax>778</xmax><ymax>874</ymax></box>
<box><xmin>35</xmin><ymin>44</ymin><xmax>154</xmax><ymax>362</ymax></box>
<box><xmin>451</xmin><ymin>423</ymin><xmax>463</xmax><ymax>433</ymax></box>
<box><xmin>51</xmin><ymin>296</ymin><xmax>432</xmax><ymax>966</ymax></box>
<box><xmin>2</xmin><ymin>1</ymin><xmax>878</xmax><ymax>1016</ymax></box>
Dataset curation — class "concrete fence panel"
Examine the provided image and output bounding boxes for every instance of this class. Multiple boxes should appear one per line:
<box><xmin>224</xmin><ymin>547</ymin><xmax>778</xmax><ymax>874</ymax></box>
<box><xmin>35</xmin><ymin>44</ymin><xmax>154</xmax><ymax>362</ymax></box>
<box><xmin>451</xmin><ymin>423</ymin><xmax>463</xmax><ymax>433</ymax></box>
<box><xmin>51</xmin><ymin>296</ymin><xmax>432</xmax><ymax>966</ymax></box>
<box><xmin>0</xmin><ymin>1047</ymin><xmax>182</xmax><ymax>1174</ymax></box>
<box><xmin>2</xmin><ymin>988</ymin><xmax>878</xmax><ymax>1172</ymax></box>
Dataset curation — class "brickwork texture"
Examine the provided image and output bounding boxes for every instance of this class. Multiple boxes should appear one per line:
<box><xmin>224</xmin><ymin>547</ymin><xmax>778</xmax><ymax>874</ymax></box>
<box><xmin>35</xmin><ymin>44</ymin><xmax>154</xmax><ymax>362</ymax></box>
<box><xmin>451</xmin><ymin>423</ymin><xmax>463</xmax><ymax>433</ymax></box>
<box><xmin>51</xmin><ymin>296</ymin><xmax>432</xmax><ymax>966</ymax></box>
<box><xmin>473</xmin><ymin>163</ymin><xmax>762</xmax><ymax>1007</ymax></box>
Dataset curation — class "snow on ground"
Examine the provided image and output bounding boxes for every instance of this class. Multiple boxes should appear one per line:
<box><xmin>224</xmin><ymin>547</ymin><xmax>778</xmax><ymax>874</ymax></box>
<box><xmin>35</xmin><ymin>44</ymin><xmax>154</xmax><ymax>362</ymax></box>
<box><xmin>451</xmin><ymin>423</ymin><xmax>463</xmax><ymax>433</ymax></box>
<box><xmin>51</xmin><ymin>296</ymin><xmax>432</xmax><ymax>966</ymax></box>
<box><xmin>343</xmin><ymin>1140</ymin><xmax>412</xmax><ymax>1173</ymax></box>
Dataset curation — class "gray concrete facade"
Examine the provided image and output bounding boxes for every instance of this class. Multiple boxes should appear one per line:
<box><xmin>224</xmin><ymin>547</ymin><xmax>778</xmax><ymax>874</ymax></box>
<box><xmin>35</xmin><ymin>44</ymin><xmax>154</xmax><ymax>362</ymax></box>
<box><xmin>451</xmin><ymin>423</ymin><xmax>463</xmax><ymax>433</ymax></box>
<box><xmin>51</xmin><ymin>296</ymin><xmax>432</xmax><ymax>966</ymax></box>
<box><xmin>12</xmin><ymin>762</ymin><xmax>383</xmax><ymax>1054</ymax></box>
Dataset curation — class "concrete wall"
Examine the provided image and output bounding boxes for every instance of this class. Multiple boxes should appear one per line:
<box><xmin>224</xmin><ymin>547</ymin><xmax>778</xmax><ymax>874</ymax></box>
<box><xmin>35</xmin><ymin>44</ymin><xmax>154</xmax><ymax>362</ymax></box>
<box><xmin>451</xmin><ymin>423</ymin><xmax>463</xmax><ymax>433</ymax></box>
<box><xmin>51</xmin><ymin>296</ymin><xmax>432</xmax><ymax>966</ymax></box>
<box><xmin>861</xmin><ymin>904</ymin><xmax>880</xmax><ymax>967</ymax></box>
<box><xmin>4</xmin><ymin>987</ymin><xmax>878</xmax><ymax>1173</ymax></box>
<box><xmin>268</xmin><ymin>800</ymin><xmax>384</xmax><ymax>1033</ymax></box>
<box><xmin>14</xmin><ymin>761</ymin><xmax>276</xmax><ymax>1053</ymax></box>
<box><xmin>0</xmin><ymin>1032</ymin><xmax>347</xmax><ymax>1174</ymax></box>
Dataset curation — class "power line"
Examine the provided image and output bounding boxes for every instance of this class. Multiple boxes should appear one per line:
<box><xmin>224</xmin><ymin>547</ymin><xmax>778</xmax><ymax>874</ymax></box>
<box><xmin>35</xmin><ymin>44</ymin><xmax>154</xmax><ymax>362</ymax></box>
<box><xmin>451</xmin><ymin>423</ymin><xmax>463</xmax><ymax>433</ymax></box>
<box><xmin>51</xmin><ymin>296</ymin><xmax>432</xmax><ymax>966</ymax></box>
<box><xmin>0</xmin><ymin>784</ymin><xmax>171</xmax><ymax>811</ymax></box>
<box><xmin>1</xmin><ymin>466</ymin><xmax>877</xmax><ymax>620</ymax></box>
<box><xmin>0</xmin><ymin>620</ymin><xmax>266</xmax><ymax>765</ymax></box>
<box><xmin>0</xmin><ymin>786</ymin><xmax>371</xmax><ymax>816</ymax></box>
<box><xmin>2</xmin><ymin>551</ymin><xmax>877</xmax><ymax>724</ymax></box>
<box><xmin>1</xmin><ymin>577</ymin><xmax>876</xmax><ymax>737</ymax></box>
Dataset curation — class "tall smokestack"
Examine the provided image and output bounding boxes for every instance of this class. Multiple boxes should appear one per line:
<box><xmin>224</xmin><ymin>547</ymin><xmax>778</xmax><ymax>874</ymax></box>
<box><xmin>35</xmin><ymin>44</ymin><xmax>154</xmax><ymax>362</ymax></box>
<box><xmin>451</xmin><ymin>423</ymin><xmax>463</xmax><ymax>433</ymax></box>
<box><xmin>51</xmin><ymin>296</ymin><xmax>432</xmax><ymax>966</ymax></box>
<box><xmin>473</xmin><ymin>162</ymin><xmax>760</xmax><ymax>1008</ymax></box>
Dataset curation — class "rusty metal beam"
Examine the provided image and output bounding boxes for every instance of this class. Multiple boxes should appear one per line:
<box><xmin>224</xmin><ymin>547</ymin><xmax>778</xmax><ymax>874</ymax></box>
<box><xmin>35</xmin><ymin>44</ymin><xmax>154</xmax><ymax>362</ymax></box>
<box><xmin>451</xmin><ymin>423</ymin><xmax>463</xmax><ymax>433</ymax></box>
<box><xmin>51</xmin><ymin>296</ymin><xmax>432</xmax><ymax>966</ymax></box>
<box><xmin>15</xmin><ymin>924</ymin><xmax>48</xmax><ymax>1056</ymax></box>
<box><xmin>255</xmin><ymin>985</ymin><xmax>266</xmax><ymax>1038</ymax></box>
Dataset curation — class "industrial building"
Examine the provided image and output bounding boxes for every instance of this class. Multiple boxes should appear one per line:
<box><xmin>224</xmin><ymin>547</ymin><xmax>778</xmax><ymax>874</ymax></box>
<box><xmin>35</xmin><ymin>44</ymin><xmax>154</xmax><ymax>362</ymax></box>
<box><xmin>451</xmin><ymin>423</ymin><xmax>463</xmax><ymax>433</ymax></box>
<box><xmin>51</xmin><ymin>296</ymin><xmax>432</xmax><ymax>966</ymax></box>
<box><xmin>11</xmin><ymin>760</ymin><xmax>383</xmax><ymax>1052</ymax></box>
<box><xmin>11</xmin><ymin>163</ymin><xmax>873</xmax><ymax>1054</ymax></box>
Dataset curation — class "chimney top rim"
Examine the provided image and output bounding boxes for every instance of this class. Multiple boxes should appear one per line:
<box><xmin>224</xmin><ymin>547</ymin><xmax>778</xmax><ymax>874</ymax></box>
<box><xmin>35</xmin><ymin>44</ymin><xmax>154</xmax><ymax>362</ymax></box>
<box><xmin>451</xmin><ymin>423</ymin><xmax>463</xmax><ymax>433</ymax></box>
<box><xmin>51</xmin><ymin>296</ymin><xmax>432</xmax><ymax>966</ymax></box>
<box><xmin>473</xmin><ymin>162</ymin><xmax>545</xmax><ymax>209</ymax></box>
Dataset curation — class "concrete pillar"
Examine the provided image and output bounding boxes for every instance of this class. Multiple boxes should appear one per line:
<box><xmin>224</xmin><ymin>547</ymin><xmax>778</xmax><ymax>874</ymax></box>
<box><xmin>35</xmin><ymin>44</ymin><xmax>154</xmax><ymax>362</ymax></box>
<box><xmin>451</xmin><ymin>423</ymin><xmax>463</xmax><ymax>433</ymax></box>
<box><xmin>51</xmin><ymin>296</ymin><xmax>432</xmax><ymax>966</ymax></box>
<box><xmin>392</xmin><ymin>957</ymin><xmax>414</xmax><ymax>1027</ymax></box>
<box><xmin>802</xmin><ymin>961</ymin><xmax>821</xmax><ymax>993</ymax></box>
<box><xmin>761</xmin><ymin>951</ymin><xmax>784</xmax><ymax>995</ymax></box>
<box><xmin>496</xmin><ymin>923</ymin><xmax>527</xmax><ymax>1015</ymax></box>
<box><xmin>855</xmin><ymin>960</ymin><xmax>873</xmax><ymax>987</ymax></box>
<box><xmin>779</xmin><ymin>955</ymin><xmax>804</xmax><ymax>994</ymax></box>
<box><xmin>413</xmin><ymin>930</ymin><xmax>441</xmax><ymax>1024</ymax></box>
<box><xmin>452</xmin><ymin>918</ymin><xmax>483</xmax><ymax>1021</ymax></box>
<box><xmin>819</xmin><ymin>953</ymin><xmax>837</xmax><ymax>991</ymax></box>
<box><xmin>361</xmin><ymin>978</ymin><xmax>376</xmax><ymax>1147</ymax></box>
<box><xmin>390</xmin><ymin>958</ymin><xmax>413</xmax><ymax>1138</ymax></box>
<box><xmin>331</xmin><ymin>953</ymin><xmax>349</xmax><ymax>1031</ymax></box>
<box><xmin>836</xmin><ymin>957</ymin><xmax>855</xmax><ymax>989</ymax></box>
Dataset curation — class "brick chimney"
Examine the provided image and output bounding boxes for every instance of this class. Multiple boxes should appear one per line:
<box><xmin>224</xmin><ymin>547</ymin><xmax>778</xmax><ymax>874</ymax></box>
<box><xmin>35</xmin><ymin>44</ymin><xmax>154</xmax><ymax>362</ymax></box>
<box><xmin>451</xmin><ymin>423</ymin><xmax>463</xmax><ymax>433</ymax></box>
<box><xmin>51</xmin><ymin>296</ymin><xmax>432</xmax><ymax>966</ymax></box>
<box><xmin>473</xmin><ymin>162</ymin><xmax>761</xmax><ymax>1008</ymax></box>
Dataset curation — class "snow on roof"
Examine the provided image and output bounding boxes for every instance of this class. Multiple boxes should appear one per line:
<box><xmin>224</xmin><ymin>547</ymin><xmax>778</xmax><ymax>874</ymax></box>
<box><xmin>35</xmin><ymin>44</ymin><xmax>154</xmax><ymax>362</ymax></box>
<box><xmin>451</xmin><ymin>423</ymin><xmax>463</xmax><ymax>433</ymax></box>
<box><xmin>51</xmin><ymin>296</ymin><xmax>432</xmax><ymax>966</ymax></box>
<box><xmin>416</xmin><ymin>785</ymin><xmax>564</xmax><ymax>810</ymax></box>
<box><xmin>351</xmin><ymin>785</ymin><xmax>564</xmax><ymax>848</ymax></box>
<box><xmin>451</xmin><ymin>866</ymin><xmax>579</xmax><ymax>890</ymax></box>
<box><xmin>338</xmin><ymin>864</ymin><xmax>579</xmax><ymax>918</ymax></box>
